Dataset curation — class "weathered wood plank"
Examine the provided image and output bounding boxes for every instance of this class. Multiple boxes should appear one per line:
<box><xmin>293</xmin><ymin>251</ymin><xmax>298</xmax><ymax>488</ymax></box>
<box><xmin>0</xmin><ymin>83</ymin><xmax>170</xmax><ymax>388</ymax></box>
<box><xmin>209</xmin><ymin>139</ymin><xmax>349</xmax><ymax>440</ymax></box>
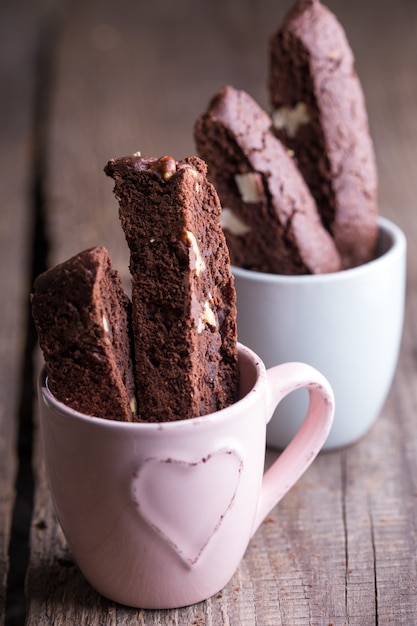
<box><xmin>0</xmin><ymin>0</ymin><xmax>49</xmax><ymax>622</ymax></box>
<box><xmin>26</xmin><ymin>0</ymin><xmax>417</xmax><ymax>623</ymax></box>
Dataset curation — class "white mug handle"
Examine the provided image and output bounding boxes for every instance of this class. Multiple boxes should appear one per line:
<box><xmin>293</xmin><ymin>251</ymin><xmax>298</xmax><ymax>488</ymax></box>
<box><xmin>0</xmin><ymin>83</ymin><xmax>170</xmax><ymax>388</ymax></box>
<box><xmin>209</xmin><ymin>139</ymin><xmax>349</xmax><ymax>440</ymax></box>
<box><xmin>251</xmin><ymin>362</ymin><xmax>334</xmax><ymax>535</ymax></box>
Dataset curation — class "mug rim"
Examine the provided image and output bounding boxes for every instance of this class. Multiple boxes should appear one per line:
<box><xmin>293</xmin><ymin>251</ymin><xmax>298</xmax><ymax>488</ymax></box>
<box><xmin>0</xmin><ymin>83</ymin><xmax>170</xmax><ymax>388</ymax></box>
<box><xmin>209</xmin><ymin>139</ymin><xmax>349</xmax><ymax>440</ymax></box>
<box><xmin>39</xmin><ymin>342</ymin><xmax>265</xmax><ymax>431</ymax></box>
<box><xmin>231</xmin><ymin>216</ymin><xmax>406</xmax><ymax>285</ymax></box>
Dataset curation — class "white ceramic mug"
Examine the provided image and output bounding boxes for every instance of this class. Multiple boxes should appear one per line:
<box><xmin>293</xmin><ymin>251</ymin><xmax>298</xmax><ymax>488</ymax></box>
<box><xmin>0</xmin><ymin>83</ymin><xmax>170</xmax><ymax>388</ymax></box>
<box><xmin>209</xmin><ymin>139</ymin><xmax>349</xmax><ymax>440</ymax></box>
<box><xmin>233</xmin><ymin>216</ymin><xmax>406</xmax><ymax>450</ymax></box>
<box><xmin>38</xmin><ymin>343</ymin><xmax>334</xmax><ymax>609</ymax></box>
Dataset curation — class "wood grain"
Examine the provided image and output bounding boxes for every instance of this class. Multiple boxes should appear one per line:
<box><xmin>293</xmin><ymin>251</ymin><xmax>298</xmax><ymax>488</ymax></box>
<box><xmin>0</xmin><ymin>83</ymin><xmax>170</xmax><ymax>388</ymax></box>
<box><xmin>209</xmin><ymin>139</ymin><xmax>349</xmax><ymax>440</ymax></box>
<box><xmin>0</xmin><ymin>0</ymin><xmax>48</xmax><ymax>622</ymax></box>
<box><xmin>16</xmin><ymin>0</ymin><xmax>417</xmax><ymax>623</ymax></box>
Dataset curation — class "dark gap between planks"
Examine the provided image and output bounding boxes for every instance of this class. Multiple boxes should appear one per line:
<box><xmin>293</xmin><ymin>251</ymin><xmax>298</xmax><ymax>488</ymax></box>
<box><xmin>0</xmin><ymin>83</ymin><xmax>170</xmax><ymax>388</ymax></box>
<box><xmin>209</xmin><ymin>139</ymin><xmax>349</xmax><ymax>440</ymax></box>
<box><xmin>5</xmin><ymin>12</ymin><xmax>58</xmax><ymax>625</ymax></box>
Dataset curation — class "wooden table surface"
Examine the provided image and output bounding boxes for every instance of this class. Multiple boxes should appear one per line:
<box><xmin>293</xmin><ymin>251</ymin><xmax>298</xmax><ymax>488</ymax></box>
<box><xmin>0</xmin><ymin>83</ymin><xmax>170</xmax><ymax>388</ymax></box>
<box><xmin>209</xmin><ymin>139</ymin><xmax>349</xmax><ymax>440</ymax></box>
<box><xmin>2</xmin><ymin>0</ymin><xmax>417</xmax><ymax>623</ymax></box>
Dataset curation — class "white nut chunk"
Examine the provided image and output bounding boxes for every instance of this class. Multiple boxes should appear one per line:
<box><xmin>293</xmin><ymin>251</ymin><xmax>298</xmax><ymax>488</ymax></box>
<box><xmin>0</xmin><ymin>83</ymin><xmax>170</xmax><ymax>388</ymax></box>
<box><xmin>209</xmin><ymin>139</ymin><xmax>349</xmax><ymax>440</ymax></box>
<box><xmin>272</xmin><ymin>102</ymin><xmax>311</xmax><ymax>138</ymax></box>
<box><xmin>102</xmin><ymin>314</ymin><xmax>111</xmax><ymax>345</ymax></box>
<box><xmin>220</xmin><ymin>208</ymin><xmax>251</xmax><ymax>236</ymax></box>
<box><xmin>234</xmin><ymin>172</ymin><xmax>264</xmax><ymax>203</ymax></box>
<box><xmin>197</xmin><ymin>297</ymin><xmax>217</xmax><ymax>334</ymax></box>
<box><xmin>183</xmin><ymin>229</ymin><xmax>206</xmax><ymax>276</ymax></box>
<box><xmin>130</xmin><ymin>396</ymin><xmax>137</xmax><ymax>415</ymax></box>
<box><xmin>102</xmin><ymin>314</ymin><xmax>110</xmax><ymax>333</ymax></box>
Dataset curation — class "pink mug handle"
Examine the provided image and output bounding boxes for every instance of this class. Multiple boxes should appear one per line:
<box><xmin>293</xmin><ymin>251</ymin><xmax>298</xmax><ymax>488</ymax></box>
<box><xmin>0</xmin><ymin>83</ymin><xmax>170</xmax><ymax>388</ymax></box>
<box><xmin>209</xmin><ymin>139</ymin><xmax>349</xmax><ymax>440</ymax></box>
<box><xmin>252</xmin><ymin>362</ymin><xmax>334</xmax><ymax>535</ymax></box>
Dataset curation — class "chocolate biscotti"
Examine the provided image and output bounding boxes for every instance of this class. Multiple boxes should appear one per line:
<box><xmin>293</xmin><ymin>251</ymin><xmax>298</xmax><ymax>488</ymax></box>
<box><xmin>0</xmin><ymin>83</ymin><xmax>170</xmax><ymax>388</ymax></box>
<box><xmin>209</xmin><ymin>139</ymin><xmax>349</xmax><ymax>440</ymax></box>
<box><xmin>105</xmin><ymin>154</ymin><xmax>238</xmax><ymax>422</ymax></box>
<box><xmin>31</xmin><ymin>246</ymin><xmax>137</xmax><ymax>421</ymax></box>
<box><xmin>195</xmin><ymin>85</ymin><xmax>341</xmax><ymax>275</ymax></box>
<box><xmin>268</xmin><ymin>0</ymin><xmax>378</xmax><ymax>269</ymax></box>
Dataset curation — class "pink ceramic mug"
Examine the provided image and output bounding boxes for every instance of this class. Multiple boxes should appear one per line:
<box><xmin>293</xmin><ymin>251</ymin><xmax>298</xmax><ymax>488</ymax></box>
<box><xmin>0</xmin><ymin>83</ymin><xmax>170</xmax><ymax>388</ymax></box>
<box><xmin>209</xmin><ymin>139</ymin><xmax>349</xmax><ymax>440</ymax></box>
<box><xmin>38</xmin><ymin>343</ymin><xmax>334</xmax><ymax>609</ymax></box>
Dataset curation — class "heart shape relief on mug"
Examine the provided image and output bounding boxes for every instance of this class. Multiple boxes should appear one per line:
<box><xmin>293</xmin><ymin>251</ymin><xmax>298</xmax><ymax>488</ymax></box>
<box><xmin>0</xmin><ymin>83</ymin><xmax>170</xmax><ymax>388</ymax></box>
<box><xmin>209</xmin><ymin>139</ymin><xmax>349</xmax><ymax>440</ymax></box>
<box><xmin>132</xmin><ymin>448</ymin><xmax>243</xmax><ymax>566</ymax></box>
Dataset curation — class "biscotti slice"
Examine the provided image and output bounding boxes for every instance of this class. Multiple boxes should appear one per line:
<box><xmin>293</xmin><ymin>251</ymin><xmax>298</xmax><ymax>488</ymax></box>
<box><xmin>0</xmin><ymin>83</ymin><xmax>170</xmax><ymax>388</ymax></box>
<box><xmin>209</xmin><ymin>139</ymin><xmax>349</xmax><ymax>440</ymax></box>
<box><xmin>194</xmin><ymin>85</ymin><xmax>341</xmax><ymax>275</ymax></box>
<box><xmin>105</xmin><ymin>154</ymin><xmax>238</xmax><ymax>422</ymax></box>
<box><xmin>268</xmin><ymin>0</ymin><xmax>378</xmax><ymax>269</ymax></box>
<box><xmin>31</xmin><ymin>246</ymin><xmax>137</xmax><ymax>421</ymax></box>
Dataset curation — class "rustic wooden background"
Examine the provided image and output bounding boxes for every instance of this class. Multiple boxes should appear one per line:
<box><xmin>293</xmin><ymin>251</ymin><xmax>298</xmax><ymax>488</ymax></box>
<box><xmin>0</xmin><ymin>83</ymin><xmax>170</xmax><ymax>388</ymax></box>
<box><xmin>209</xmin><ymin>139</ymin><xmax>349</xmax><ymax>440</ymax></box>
<box><xmin>1</xmin><ymin>0</ymin><xmax>417</xmax><ymax>624</ymax></box>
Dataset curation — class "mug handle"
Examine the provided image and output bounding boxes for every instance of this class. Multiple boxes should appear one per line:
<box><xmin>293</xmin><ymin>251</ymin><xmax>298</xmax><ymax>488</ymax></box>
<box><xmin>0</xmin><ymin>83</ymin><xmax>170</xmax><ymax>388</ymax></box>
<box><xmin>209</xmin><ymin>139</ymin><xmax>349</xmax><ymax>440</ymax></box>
<box><xmin>251</xmin><ymin>362</ymin><xmax>334</xmax><ymax>536</ymax></box>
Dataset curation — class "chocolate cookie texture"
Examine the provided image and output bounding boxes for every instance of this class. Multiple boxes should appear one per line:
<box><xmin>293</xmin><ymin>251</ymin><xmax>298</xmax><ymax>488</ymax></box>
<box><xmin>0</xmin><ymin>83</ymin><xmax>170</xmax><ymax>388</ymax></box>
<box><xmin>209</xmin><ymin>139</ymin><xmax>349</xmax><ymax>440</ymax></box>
<box><xmin>31</xmin><ymin>247</ymin><xmax>137</xmax><ymax>421</ymax></box>
<box><xmin>194</xmin><ymin>85</ymin><xmax>341</xmax><ymax>275</ymax></box>
<box><xmin>105</xmin><ymin>154</ymin><xmax>238</xmax><ymax>422</ymax></box>
<box><xmin>269</xmin><ymin>0</ymin><xmax>378</xmax><ymax>269</ymax></box>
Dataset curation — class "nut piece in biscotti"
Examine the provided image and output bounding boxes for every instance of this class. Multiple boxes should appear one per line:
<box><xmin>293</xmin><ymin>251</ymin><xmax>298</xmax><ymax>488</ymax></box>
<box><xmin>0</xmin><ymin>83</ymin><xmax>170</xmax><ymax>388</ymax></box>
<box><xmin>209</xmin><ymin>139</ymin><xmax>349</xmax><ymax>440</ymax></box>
<box><xmin>268</xmin><ymin>0</ymin><xmax>378</xmax><ymax>269</ymax></box>
<box><xmin>31</xmin><ymin>246</ymin><xmax>137</xmax><ymax>421</ymax></box>
<box><xmin>104</xmin><ymin>154</ymin><xmax>238</xmax><ymax>422</ymax></box>
<box><xmin>194</xmin><ymin>85</ymin><xmax>341</xmax><ymax>275</ymax></box>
